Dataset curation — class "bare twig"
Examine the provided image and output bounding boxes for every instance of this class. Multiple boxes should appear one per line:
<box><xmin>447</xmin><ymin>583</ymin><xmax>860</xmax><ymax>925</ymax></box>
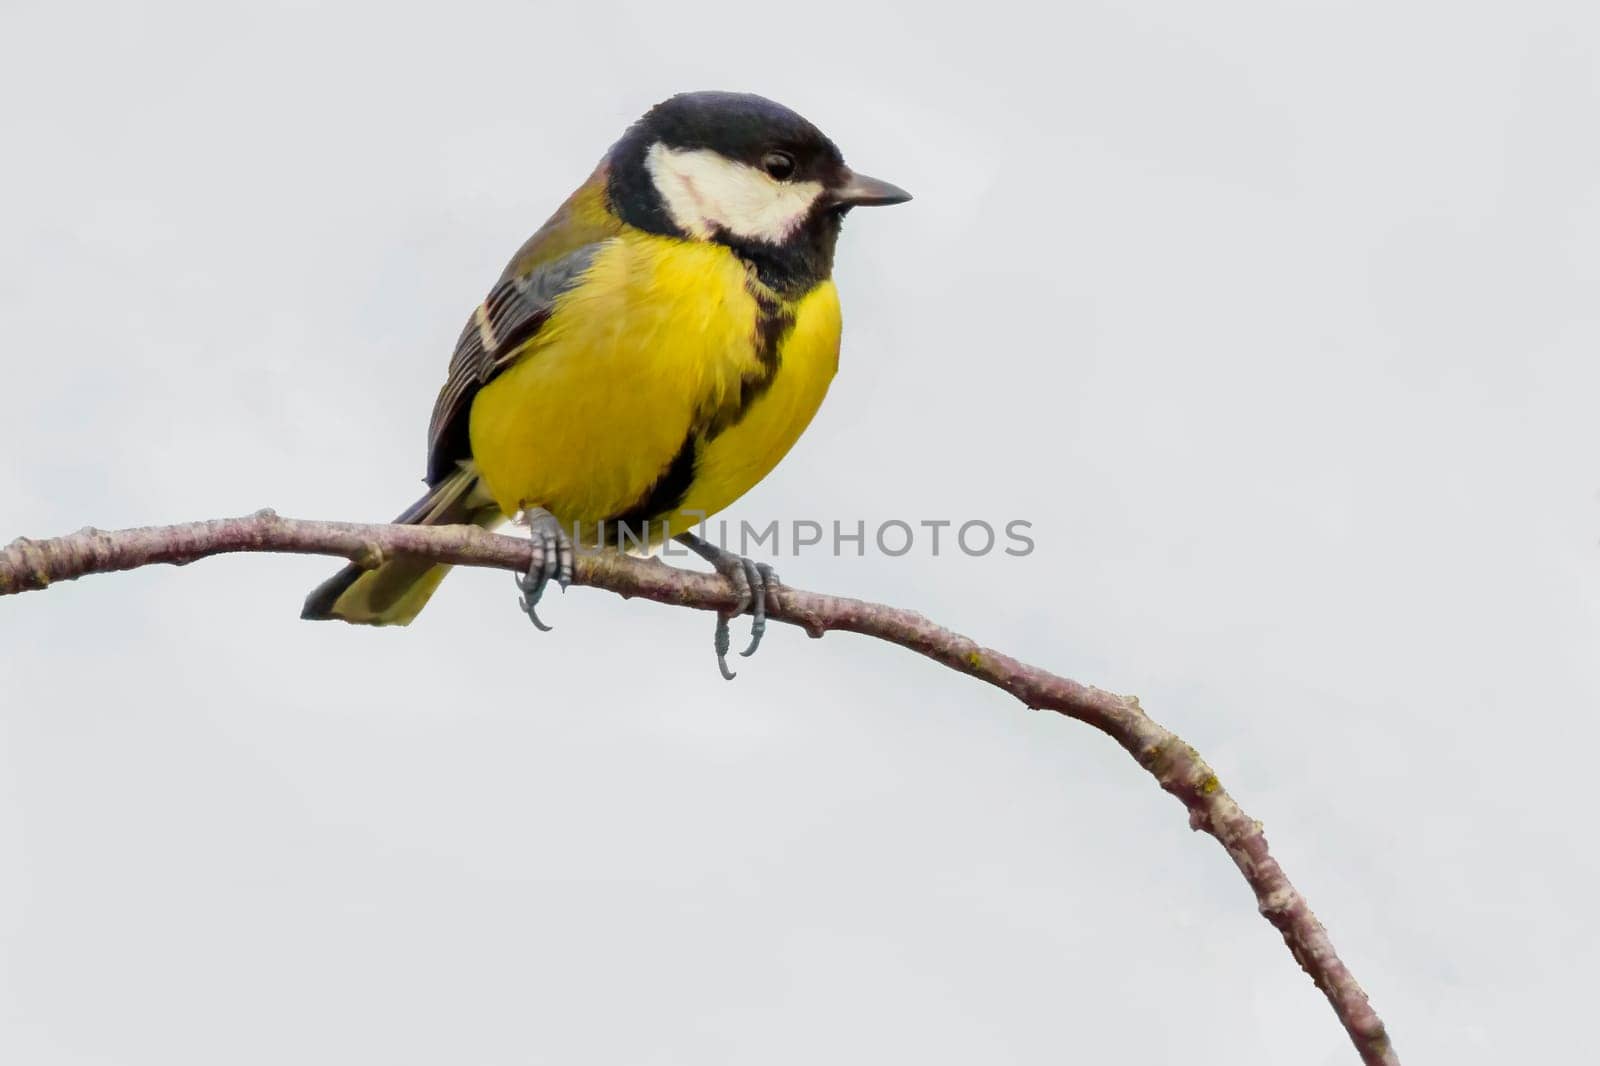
<box><xmin>1</xmin><ymin>510</ymin><xmax>1398</xmax><ymax>1065</ymax></box>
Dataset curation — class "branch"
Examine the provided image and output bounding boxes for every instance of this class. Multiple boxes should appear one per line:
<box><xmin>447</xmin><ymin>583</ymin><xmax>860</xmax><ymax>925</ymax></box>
<box><xmin>1</xmin><ymin>509</ymin><xmax>1398</xmax><ymax>1065</ymax></box>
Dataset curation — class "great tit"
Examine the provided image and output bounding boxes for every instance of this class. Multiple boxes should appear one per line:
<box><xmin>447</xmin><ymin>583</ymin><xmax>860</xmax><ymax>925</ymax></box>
<box><xmin>302</xmin><ymin>91</ymin><xmax>910</xmax><ymax>677</ymax></box>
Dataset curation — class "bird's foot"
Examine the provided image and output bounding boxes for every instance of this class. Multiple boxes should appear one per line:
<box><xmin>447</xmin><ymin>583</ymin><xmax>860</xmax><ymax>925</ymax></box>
<box><xmin>514</xmin><ymin>507</ymin><xmax>574</xmax><ymax>631</ymax></box>
<box><xmin>674</xmin><ymin>532</ymin><xmax>780</xmax><ymax>680</ymax></box>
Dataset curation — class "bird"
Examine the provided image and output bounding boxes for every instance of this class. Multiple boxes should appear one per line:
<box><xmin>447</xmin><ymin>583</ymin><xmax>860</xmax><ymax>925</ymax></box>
<box><xmin>301</xmin><ymin>91</ymin><xmax>910</xmax><ymax>677</ymax></box>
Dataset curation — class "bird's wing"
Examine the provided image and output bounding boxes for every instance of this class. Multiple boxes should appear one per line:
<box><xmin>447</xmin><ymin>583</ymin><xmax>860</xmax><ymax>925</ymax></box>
<box><xmin>426</xmin><ymin>171</ymin><xmax>622</xmax><ymax>483</ymax></box>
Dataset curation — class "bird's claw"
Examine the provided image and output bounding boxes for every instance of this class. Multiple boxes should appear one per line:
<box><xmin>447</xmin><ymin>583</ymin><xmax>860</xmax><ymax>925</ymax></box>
<box><xmin>672</xmin><ymin>533</ymin><xmax>782</xmax><ymax>679</ymax></box>
<box><xmin>739</xmin><ymin>559</ymin><xmax>779</xmax><ymax>658</ymax></box>
<box><xmin>708</xmin><ymin>553</ymin><xmax>779</xmax><ymax>680</ymax></box>
<box><xmin>713</xmin><ymin>615</ymin><xmax>735</xmax><ymax>681</ymax></box>
<box><xmin>514</xmin><ymin>508</ymin><xmax>573</xmax><ymax>631</ymax></box>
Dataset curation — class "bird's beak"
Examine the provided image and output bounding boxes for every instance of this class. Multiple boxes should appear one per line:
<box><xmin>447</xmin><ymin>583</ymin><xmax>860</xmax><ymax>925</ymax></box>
<box><xmin>828</xmin><ymin>169</ymin><xmax>913</xmax><ymax>209</ymax></box>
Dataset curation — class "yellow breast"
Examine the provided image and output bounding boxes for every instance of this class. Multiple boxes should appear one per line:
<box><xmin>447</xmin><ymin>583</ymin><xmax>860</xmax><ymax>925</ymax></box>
<box><xmin>467</xmin><ymin>231</ymin><xmax>841</xmax><ymax>537</ymax></box>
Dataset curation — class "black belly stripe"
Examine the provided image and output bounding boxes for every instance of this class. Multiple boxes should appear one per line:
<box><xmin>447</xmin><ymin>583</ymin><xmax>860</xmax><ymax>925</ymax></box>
<box><xmin>700</xmin><ymin>280</ymin><xmax>798</xmax><ymax>440</ymax></box>
<box><xmin>600</xmin><ymin>278</ymin><xmax>806</xmax><ymax>544</ymax></box>
<box><xmin>601</xmin><ymin>432</ymin><xmax>699</xmax><ymax>546</ymax></box>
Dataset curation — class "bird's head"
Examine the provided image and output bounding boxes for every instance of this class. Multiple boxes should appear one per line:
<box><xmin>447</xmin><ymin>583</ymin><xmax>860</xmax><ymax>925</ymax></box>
<box><xmin>606</xmin><ymin>91</ymin><xmax>910</xmax><ymax>292</ymax></box>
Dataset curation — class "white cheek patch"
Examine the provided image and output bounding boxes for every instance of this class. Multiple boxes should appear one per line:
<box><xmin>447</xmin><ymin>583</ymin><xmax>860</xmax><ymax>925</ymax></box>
<box><xmin>645</xmin><ymin>142</ymin><xmax>824</xmax><ymax>245</ymax></box>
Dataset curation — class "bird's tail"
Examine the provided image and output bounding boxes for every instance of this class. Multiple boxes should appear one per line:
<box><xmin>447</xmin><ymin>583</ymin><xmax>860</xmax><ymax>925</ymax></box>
<box><xmin>301</xmin><ymin>465</ymin><xmax>503</xmax><ymax>626</ymax></box>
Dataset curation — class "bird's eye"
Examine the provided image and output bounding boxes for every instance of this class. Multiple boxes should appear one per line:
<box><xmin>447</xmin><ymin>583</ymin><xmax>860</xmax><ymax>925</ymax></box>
<box><xmin>761</xmin><ymin>150</ymin><xmax>797</xmax><ymax>181</ymax></box>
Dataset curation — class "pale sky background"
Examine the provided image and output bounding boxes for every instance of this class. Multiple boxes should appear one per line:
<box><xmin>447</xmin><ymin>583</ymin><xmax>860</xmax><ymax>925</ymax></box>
<box><xmin>3</xmin><ymin>1</ymin><xmax>1598</xmax><ymax>1063</ymax></box>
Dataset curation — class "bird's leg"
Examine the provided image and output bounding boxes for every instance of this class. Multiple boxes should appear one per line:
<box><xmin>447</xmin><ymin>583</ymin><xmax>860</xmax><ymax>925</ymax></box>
<box><xmin>673</xmin><ymin>531</ymin><xmax>780</xmax><ymax>680</ymax></box>
<box><xmin>514</xmin><ymin>507</ymin><xmax>574</xmax><ymax>631</ymax></box>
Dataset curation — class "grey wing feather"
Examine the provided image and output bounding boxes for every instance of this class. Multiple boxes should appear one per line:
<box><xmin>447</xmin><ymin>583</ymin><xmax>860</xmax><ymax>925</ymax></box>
<box><xmin>426</xmin><ymin>244</ymin><xmax>602</xmax><ymax>484</ymax></box>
